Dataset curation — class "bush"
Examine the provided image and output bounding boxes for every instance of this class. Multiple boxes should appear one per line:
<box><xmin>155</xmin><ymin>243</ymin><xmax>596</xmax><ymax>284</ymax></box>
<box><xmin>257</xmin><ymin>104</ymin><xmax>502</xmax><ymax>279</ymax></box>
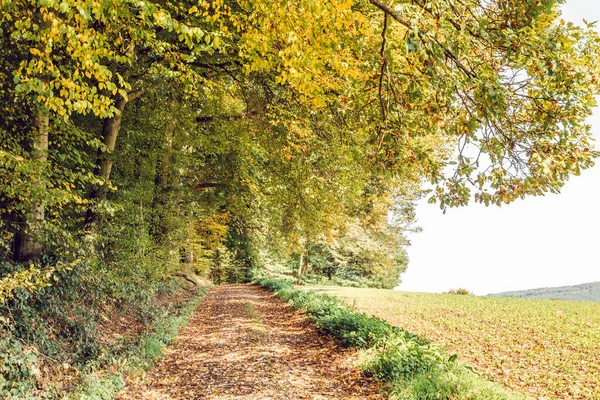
<box><xmin>66</xmin><ymin>374</ymin><xmax>125</xmax><ymax>400</ymax></box>
<box><xmin>446</xmin><ymin>288</ymin><xmax>472</xmax><ymax>295</ymax></box>
<box><xmin>1</xmin><ymin>273</ymin><xmax>207</xmax><ymax>400</ymax></box>
<box><xmin>366</xmin><ymin>339</ymin><xmax>443</xmax><ymax>381</ymax></box>
<box><xmin>0</xmin><ymin>332</ymin><xmax>38</xmax><ymax>399</ymax></box>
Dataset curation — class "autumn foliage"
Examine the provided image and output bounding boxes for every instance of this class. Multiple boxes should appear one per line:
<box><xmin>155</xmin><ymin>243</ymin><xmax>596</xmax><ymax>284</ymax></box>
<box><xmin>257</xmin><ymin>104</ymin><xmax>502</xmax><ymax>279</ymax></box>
<box><xmin>1</xmin><ymin>0</ymin><xmax>599</xmax><ymax>397</ymax></box>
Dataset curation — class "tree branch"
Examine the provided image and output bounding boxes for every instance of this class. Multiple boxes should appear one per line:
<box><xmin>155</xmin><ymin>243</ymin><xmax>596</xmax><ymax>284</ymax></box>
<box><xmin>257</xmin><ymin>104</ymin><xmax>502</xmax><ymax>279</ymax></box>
<box><xmin>379</xmin><ymin>12</ymin><xmax>389</xmax><ymax>123</ymax></box>
<box><xmin>127</xmin><ymin>89</ymin><xmax>144</xmax><ymax>102</ymax></box>
<box><xmin>368</xmin><ymin>0</ymin><xmax>476</xmax><ymax>79</ymax></box>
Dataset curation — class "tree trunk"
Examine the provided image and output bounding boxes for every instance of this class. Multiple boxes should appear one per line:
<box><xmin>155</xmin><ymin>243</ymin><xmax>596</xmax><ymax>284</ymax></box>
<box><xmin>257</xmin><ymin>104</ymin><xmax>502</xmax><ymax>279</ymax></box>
<box><xmin>151</xmin><ymin>119</ymin><xmax>176</xmax><ymax>238</ymax></box>
<box><xmin>14</xmin><ymin>112</ymin><xmax>49</xmax><ymax>261</ymax></box>
<box><xmin>86</xmin><ymin>91</ymin><xmax>142</xmax><ymax>228</ymax></box>
<box><xmin>302</xmin><ymin>249</ymin><xmax>310</xmax><ymax>275</ymax></box>
<box><xmin>94</xmin><ymin>97</ymin><xmax>127</xmax><ymax>201</ymax></box>
<box><xmin>157</xmin><ymin>119</ymin><xmax>176</xmax><ymax>189</ymax></box>
<box><xmin>138</xmin><ymin>200</ymin><xmax>145</xmax><ymax>255</ymax></box>
<box><xmin>183</xmin><ymin>248</ymin><xmax>194</xmax><ymax>264</ymax></box>
<box><xmin>297</xmin><ymin>252</ymin><xmax>304</xmax><ymax>277</ymax></box>
<box><xmin>176</xmin><ymin>247</ymin><xmax>200</xmax><ymax>286</ymax></box>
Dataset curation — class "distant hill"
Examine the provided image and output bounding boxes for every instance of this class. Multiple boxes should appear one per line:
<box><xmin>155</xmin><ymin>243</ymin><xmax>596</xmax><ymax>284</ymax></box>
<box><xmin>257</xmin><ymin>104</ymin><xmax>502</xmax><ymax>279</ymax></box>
<box><xmin>488</xmin><ymin>282</ymin><xmax>600</xmax><ymax>302</ymax></box>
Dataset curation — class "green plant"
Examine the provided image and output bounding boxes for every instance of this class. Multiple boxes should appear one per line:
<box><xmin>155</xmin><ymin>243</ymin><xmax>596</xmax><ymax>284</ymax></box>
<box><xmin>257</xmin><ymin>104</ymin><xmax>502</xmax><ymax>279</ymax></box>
<box><xmin>256</xmin><ymin>278</ymin><xmax>526</xmax><ymax>400</ymax></box>
<box><xmin>66</xmin><ymin>286</ymin><xmax>208</xmax><ymax>400</ymax></box>
<box><xmin>65</xmin><ymin>374</ymin><xmax>125</xmax><ymax>400</ymax></box>
<box><xmin>125</xmin><ymin>287</ymin><xmax>208</xmax><ymax>371</ymax></box>
<box><xmin>0</xmin><ymin>329</ymin><xmax>38</xmax><ymax>399</ymax></box>
<box><xmin>245</xmin><ymin>303</ymin><xmax>266</xmax><ymax>337</ymax></box>
<box><xmin>366</xmin><ymin>339</ymin><xmax>443</xmax><ymax>381</ymax></box>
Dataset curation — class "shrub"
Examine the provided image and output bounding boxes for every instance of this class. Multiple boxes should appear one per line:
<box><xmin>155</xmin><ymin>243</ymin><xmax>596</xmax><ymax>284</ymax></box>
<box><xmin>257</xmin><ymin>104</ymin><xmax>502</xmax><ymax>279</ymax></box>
<box><xmin>0</xmin><ymin>332</ymin><xmax>38</xmax><ymax>399</ymax></box>
<box><xmin>65</xmin><ymin>374</ymin><xmax>125</xmax><ymax>400</ymax></box>
<box><xmin>366</xmin><ymin>339</ymin><xmax>444</xmax><ymax>381</ymax></box>
<box><xmin>446</xmin><ymin>288</ymin><xmax>472</xmax><ymax>295</ymax></box>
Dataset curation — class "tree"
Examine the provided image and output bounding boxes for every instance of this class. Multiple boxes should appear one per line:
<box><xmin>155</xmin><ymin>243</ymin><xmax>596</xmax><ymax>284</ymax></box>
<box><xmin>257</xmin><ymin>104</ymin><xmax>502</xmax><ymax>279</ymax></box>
<box><xmin>1</xmin><ymin>0</ymin><xmax>598</xmax><ymax>296</ymax></box>
<box><xmin>1</xmin><ymin>4</ymin><xmax>599</xmax><ymax>394</ymax></box>
<box><xmin>225</xmin><ymin>0</ymin><xmax>599</xmax><ymax>206</ymax></box>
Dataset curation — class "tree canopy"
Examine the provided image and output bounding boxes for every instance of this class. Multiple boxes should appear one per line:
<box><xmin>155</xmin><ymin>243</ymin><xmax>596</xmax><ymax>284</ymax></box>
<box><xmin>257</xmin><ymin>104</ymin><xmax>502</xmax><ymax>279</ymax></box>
<box><xmin>1</xmin><ymin>0</ymin><xmax>598</xmax><ymax>296</ymax></box>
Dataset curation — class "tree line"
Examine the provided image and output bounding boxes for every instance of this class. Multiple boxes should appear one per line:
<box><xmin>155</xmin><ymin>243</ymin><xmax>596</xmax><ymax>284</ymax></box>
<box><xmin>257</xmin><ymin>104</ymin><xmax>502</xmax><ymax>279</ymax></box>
<box><xmin>1</xmin><ymin>0</ymin><xmax>598</xmax><ymax>297</ymax></box>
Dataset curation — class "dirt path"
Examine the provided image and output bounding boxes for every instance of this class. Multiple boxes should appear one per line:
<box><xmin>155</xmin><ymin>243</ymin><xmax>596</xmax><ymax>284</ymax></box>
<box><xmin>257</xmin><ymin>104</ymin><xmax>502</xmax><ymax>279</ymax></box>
<box><xmin>117</xmin><ymin>284</ymin><xmax>383</xmax><ymax>399</ymax></box>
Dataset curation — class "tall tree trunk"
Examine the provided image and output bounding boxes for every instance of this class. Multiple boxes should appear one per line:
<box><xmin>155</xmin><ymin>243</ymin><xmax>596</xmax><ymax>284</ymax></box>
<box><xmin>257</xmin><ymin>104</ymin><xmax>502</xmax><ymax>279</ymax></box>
<box><xmin>302</xmin><ymin>249</ymin><xmax>310</xmax><ymax>275</ymax></box>
<box><xmin>157</xmin><ymin>119</ymin><xmax>176</xmax><ymax>189</ymax></box>
<box><xmin>14</xmin><ymin>112</ymin><xmax>49</xmax><ymax>261</ymax></box>
<box><xmin>94</xmin><ymin>97</ymin><xmax>127</xmax><ymax>202</ymax></box>
<box><xmin>176</xmin><ymin>246</ymin><xmax>203</xmax><ymax>286</ymax></box>
<box><xmin>151</xmin><ymin>119</ymin><xmax>176</xmax><ymax>238</ymax></box>
<box><xmin>86</xmin><ymin>91</ymin><xmax>142</xmax><ymax>228</ymax></box>
<box><xmin>297</xmin><ymin>251</ymin><xmax>304</xmax><ymax>277</ymax></box>
<box><xmin>183</xmin><ymin>248</ymin><xmax>194</xmax><ymax>265</ymax></box>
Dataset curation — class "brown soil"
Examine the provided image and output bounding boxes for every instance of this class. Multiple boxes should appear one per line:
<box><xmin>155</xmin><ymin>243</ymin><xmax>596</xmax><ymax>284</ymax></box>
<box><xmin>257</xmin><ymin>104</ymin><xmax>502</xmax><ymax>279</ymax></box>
<box><xmin>117</xmin><ymin>284</ymin><xmax>384</xmax><ymax>399</ymax></box>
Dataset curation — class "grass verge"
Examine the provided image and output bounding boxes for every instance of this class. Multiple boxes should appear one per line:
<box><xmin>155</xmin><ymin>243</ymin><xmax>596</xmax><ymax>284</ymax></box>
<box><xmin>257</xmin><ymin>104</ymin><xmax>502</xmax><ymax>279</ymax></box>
<box><xmin>256</xmin><ymin>278</ymin><xmax>527</xmax><ymax>400</ymax></box>
<box><xmin>65</xmin><ymin>287</ymin><xmax>208</xmax><ymax>400</ymax></box>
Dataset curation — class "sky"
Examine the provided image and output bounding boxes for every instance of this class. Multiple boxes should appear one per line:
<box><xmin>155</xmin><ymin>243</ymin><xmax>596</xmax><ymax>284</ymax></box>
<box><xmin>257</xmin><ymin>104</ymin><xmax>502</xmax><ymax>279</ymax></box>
<box><xmin>397</xmin><ymin>0</ymin><xmax>600</xmax><ymax>295</ymax></box>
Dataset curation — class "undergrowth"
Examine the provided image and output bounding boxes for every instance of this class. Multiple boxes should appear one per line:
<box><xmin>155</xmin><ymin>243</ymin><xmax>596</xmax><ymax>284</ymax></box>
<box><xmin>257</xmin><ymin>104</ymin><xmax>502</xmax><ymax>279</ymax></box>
<box><xmin>256</xmin><ymin>277</ymin><xmax>528</xmax><ymax>400</ymax></box>
<box><xmin>0</xmin><ymin>278</ymin><xmax>207</xmax><ymax>400</ymax></box>
<box><xmin>64</xmin><ymin>285</ymin><xmax>208</xmax><ymax>400</ymax></box>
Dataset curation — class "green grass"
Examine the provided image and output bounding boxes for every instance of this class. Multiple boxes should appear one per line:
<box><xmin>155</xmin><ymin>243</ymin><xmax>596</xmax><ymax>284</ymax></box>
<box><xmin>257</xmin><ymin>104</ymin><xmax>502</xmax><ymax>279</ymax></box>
<box><xmin>305</xmin><ymin>285</ymin><xmax>600</xmax><ymax>400</ymax></box>
<box><xmin>66</xmin><ymin>374</ymin><xmax>125</xmax><ymax>400</ymax></box>
<box><xmin>257</xmin><ymin>278</ymin><xmax>526</xmax><ymax>400</ymax></box>
<box><xmin>245</xmin><ymin>303</ymin><xmax>266</xmax><ymax>337</ymax></box>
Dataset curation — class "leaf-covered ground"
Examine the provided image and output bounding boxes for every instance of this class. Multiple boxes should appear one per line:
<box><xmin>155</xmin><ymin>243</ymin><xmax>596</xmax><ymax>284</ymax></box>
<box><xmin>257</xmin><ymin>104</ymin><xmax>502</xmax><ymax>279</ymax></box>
<box><xmin>306</xmin><ymin>286</ymin><xmax>600</xmax><ymax>400</ymax></box>
<box><xmin>117</xmin><ymin>284</ymin><xmax>383</xmax><ymax>399</ymax></box>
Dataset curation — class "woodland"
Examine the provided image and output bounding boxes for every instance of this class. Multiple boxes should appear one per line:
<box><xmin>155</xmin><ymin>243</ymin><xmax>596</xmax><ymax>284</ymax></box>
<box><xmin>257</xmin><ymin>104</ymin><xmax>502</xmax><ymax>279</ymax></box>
<box><xmin>1</xmin><ymin>0</ymin><xmax>599</xmax><ymax>397</ymax></box>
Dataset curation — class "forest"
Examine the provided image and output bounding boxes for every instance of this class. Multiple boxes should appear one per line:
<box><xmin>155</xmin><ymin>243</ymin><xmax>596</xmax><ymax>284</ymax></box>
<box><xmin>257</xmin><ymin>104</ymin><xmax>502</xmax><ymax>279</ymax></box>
<box><xmin>1</xmin><ymin>0</ymin><xmax>599</xmax><ymax>398</ymax></box>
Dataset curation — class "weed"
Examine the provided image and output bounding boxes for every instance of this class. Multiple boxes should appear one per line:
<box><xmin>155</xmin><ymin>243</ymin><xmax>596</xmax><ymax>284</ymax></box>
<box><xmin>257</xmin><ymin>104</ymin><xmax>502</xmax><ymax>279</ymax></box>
<box><xmin>64</xmin><ymin>374</ymin><xmax>125</xmax><ymax>400</ymax></box>
<box><xmin>245</xmin><ymin>303</ymin><xmax>266</xmax><ymax>337</ymax></box>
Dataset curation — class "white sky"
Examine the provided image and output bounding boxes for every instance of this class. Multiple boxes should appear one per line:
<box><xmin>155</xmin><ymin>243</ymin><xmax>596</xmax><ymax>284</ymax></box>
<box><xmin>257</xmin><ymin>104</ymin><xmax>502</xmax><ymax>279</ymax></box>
<box><xmin>398</xmin><ymin>0</ymin><xmax>600</xmax><ymax>295</ymax></box>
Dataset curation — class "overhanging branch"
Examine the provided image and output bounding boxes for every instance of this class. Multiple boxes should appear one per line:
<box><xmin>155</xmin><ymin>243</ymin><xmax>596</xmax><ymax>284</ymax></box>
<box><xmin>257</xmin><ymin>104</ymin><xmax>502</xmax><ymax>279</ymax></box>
<box><xmin>368</xmin><ymin>0</ymin><xmax>476</xmax><ymax>79</ymax></box>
